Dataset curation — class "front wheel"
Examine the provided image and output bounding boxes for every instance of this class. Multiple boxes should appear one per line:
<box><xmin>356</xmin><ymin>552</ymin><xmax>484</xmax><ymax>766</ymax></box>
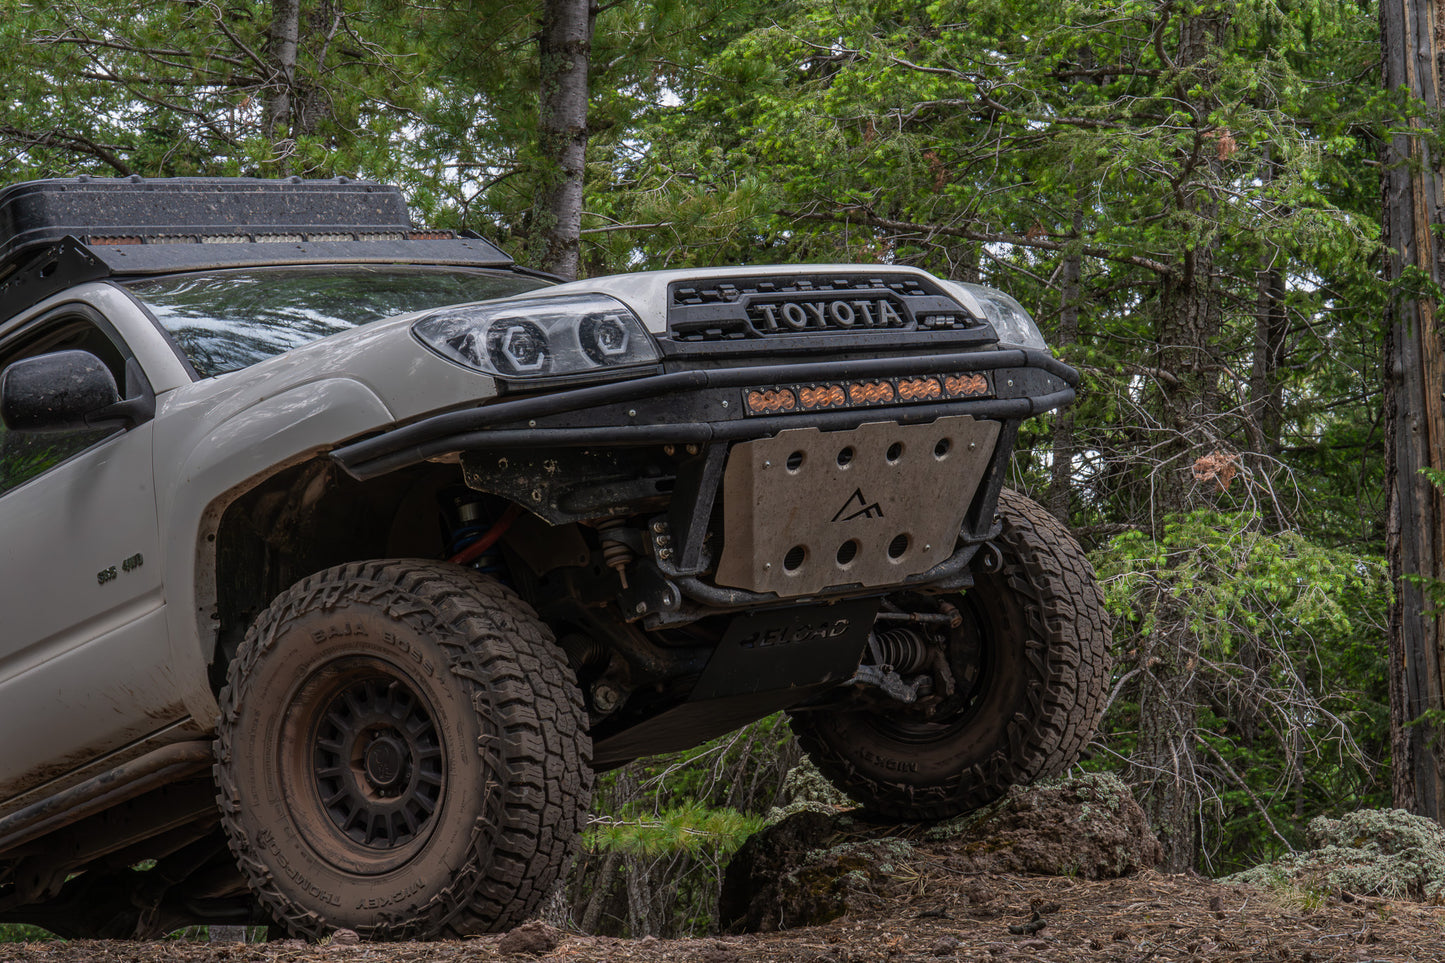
<box><xmin>215</xmin><ymin>560</ymin><xmax>591</xmax><ymax>939</ymax></box>
<box><xmin>790</xmin><ymin>489</ymin><xmax>1109</xmax><ymax>820</ymax></box>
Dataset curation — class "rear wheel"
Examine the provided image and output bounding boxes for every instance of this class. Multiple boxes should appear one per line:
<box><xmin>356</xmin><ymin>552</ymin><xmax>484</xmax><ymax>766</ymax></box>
<box><xmin>790</xmin><ymin>489</ymin><xmax>1108</xmax><ymax>820</ymax></box>
<box><xmin>215</xmin><ymin>560</ymin><xmax>590</xmax><ymax>939</ymax></box>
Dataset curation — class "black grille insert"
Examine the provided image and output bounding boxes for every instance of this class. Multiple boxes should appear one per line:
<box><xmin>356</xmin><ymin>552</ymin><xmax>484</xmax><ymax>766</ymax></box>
<box><xmin>667</xmin><ymin>273</ymin><xmax>976</xmax><ymax>342</ymax></box>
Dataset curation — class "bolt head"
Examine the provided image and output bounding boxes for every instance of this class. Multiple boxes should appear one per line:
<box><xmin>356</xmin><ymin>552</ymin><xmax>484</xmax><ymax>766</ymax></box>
<box><xmin>592</xmin><ymin>683</ymin><xmax>621</xmax><ymax>712</ymax></box>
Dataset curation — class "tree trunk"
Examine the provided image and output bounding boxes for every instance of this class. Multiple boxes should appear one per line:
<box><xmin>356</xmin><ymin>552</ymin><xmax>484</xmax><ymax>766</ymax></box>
<box><xmin>1132</xmin><ymin>2</ymin><xmax>1229</xmax><ymax>871</ymax></box>
<box><xmin>1138</xmin><ymin>238</ymin><xmax>1215</xmax><ymax>870</ymax></box>
<box><xmin>1249</xmin><ymin>265</ymin><xmax>1286</xmax><ymax>458</ymax></box>
<box><xmin>1243</xmin><ymin>140</ymin><xmax>1290</xmax><ymax>530</ymax></box>
<box><xmin>578</xmin><ymin>849</ymin><xmax>621</xmax><ymax>933</ymax></box>
<box><xmin>535</xmin><ymin>0</ymin><xmax>595</xmax><ymax>280</ymax></box>
<box><xmin>1382</xmin><ymin>0</ymin><xmax>1445</xmax><ymax>819</ymax></box>
<box><xmin>1047</xmin><ymin>215</ymin><xmax>1083</xmax><ymax>521</ymax></box>
<box><xmin>264</xmin><ymin>0</ymin><xmax>300</xmax><ymax>175</ymax></box>
<box><xmin>1133</xmin><ymin>588</ymin><xmax>1200</xmax><ymax>873</ymax></box>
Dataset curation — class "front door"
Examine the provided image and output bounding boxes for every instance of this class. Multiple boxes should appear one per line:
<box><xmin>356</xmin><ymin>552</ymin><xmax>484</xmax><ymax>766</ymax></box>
<box><xmin>0</xmin><ymin>308</ymin><xmax>184</xmax><ymax>802</ymax></box>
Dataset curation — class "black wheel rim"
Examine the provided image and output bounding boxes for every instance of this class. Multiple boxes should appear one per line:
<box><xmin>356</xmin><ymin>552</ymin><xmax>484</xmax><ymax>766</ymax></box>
<box><xmin>310</xmin><ymin>672</ymin><xmax>444</xmax><ymax>851</ymax></box>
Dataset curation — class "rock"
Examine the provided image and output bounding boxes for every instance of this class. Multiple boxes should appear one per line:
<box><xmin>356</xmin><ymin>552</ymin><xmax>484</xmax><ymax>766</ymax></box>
<box><xmin>932</xmin><ymin>935</ymin><xmax>960</xmax><ymax>956</ymax></box>
<box><xmin>765</xmin><ymin>758</ymin><xmax>857</xmax><ymax>823</ymax></box>
<box><xmin>721</xmin><ymin>773</ymin><xmax>1161</xmax><ymax>934</ymax></box>
<box><xmin>1226</xmin><ymin>808</ymin><xmax>1445</xmax><ymax>901</ymax></box>
<box><xmin>328</xmin><ymin>929</ymin><xmax>360</xmax><ymax>946</ymax></box>
<box><xmin>719</xmin><ymin>809</ymin><xmax>914</xmax><ymax>932</ymax></box>
<box><xmin>924</xmin><ymin>772</ymin><xmax>1162</xmax><ymax>878</ymax></box>
<box><xmin>497</xmin><ymin>920</ymin><xmax>562</xmax><ymax>956</ymax></box>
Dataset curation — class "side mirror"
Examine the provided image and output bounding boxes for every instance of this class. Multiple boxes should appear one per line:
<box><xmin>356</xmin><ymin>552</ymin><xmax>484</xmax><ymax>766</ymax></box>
<box><xmin>0</xmin><ymin>350</ymin><xmax>122</xmax><ymax>432</ymax></box>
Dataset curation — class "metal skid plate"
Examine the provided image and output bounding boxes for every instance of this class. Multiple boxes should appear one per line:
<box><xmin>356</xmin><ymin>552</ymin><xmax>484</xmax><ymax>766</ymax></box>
<box><xmin>714</xmin><ymin>415</ymin><xmax>1000</xmax><ymax>596</ymax></box>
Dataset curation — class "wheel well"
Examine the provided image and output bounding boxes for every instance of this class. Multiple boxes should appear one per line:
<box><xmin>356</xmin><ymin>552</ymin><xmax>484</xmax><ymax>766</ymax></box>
<box><xmin>204</xmin><ymin>457</ymin><xmax>464</xmax><ymax>692</ymax></box>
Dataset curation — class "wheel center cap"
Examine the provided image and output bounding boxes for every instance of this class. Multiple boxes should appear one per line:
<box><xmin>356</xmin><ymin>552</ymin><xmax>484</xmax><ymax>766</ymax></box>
<box><xmin>365</xmin><ymin>735</ymin><xmax>407</xmax><ymax>789</ymax></box>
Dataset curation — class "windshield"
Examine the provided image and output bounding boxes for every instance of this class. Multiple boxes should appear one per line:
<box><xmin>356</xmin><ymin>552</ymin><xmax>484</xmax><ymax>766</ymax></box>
<box><xmin>126</xmin><ymin>266</ymin><xmax>549</xmax><ymax>377</ymax></box>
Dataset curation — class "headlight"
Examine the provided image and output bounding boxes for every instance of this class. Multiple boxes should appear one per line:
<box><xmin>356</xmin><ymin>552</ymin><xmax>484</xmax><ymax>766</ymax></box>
<box><xmin>413</xmin><ymin>293</ymin><xmax>659</xmax><ymax>381</ymax></box>
<box><xmin>942</xmin><ymin>281</ymin><xmax>1049</xmax><ymax>351</ymax></box>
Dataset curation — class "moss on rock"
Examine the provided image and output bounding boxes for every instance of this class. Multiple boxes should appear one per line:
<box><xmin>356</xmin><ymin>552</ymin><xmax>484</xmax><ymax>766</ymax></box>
<box><xmin>719</xmin><ymin>810</ymin><xmax>906</xmax><ymax>933</ymax></box>
<box><xmin>923</xmin><ymin>772</ymin><xmax>1162</xmax><ymax>878</ymax></box>
<box><xmin>1226</xmin><ymin>809</ymin><xmax>1445</xmax><ymax>902</ymax></box>
<box><xmin>720</xmin><ymin>773</ymin><xmax>1162</xmax><ymax>933</ymax></box>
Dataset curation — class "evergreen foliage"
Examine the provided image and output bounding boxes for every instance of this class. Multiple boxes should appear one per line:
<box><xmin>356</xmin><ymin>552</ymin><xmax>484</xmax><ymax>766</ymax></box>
<box><xmin>1094</xmin><ymin>511</ymin><xmax>1391</xmax><ymax>872</ymax></box>
<box><xmin>562</xmin><ymin>714</ymin><xmax>800</xmax><ymax>937</ymax></box>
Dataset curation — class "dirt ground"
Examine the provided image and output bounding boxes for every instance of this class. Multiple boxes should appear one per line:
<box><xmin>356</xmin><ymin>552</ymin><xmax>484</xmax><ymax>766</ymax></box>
<box><xmin>0</xmin><ymin>869</ymin><xmax>1438</xmax><ymax>963</ymax></box>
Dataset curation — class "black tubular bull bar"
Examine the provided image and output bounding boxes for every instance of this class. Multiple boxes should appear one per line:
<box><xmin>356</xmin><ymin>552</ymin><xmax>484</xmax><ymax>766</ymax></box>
<box><xmin>329</xmin><ymin>347</ymin><xmax>1077</xmax><ymax>481</ymax></box>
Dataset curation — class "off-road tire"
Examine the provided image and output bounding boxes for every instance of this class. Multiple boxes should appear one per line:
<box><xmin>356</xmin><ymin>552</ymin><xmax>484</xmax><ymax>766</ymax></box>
<box><xmin>790</xmin><ymin>488</ymin><xmax>1108</xmax><ymax>820</ymax></box>
<box><xmin>214</xmin><ymin>560</ymin><xmax>591</xmax><ymax>939</ymax></box>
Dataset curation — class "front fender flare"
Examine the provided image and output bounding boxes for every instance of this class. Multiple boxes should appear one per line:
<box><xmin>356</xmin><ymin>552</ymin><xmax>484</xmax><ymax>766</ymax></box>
<box><xmin>159</xmin><ymin>378</ymin><xmax>395</xmax><ymax>726</ymax></box>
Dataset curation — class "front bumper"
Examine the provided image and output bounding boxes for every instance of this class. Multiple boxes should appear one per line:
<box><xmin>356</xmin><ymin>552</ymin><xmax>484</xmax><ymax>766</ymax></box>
<box><xmin>331</xmin><ymin>346</ymin><xmax>1074</xmax><ymax>477</ymax></box>
<box><xmin>331</xmin><ymin>346</ymin><xmax>1075</xmax><ymax>609</ymax></box>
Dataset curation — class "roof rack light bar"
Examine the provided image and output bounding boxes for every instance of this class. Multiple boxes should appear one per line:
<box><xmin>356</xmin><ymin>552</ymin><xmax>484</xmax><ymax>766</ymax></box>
<box><xmin>0</xmin><ymin>176</ymin><xmax>413</xmax><ymax>261</ymax></box>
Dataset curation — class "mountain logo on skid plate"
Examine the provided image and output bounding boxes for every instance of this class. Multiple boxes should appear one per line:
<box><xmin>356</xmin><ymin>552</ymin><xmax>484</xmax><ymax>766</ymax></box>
<box><xmin>833</xmin><ymin>488</ymin><xmax>884</xmax><ymax>522</ymax></box>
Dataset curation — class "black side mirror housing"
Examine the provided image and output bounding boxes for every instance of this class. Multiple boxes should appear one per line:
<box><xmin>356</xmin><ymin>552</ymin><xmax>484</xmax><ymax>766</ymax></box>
<box><xmin>1</xmin><ymin>349</ymin><xmax>124</xmax><ymax>432</ymax></box>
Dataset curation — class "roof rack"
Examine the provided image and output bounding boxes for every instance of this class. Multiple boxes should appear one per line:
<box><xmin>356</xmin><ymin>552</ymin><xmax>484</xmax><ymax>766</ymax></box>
<box><xmin>0</xmin><ymin>176</ymin><xmax>418</xmax><ymax>257</ymax></box>
<box><xmin>0</xmin><ymin>177</ymin><xmax>515</xmax><ymax>321</ymax></box>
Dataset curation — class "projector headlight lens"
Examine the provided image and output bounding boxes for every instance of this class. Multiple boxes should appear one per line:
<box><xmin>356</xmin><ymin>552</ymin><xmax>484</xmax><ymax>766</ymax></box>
<box><xmin>413</xmin><ymin>293</ymin><xmax>658</xmax><ymax>380</ymax></box>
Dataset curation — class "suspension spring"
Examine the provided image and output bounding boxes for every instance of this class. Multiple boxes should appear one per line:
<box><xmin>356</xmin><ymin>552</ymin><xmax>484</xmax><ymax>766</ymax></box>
<box><xmin>596</xmin><ymin>518</ymin><xmax>635</xmax><ymax>587</ymax></box>
<box><xmin>870</xmin><ymin>627</ymin><xmax>933</xmax><ymax>675</ymax></box>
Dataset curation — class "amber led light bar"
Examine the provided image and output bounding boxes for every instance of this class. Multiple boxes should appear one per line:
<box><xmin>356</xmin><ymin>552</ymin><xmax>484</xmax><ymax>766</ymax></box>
<box><xmin>744</xmin><ymin>372</ymin><xmax>990</xmax><ymax>416</ymax></box>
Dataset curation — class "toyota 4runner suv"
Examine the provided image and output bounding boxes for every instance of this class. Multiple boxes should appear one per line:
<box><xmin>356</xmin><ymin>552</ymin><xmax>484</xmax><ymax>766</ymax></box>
<box><xmin>0</xmin><ymin>177</ymin><xmax>1107</xmax><ymax>939</ymax></box>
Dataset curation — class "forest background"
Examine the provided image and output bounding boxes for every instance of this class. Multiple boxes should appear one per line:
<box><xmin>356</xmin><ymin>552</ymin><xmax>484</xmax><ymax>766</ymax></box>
<box><xmin>0</xmin><ymin>0</ymin><xmax>1417</xmax><ymax>938</ymax></box>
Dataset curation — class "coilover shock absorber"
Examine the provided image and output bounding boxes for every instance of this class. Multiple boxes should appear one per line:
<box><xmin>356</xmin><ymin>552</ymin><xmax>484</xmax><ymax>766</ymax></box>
<box><xmin>869</xmin><ymin>627</ymin><xmax>934</xmax><ymax>674</ymax></box>
<box><xmin>442</xmin><ymin>490</ymin><xmax>489</xmax><ymax>557</ymax></box>
<box><xmin>439</xmin><ymin>488</ymin><xmax>515</xmax><ymax>574</ymax></box>
<box><xmin>595</xmin><ymin>517</ymin><xmax>635</xmax><ymax>587</ymax></box>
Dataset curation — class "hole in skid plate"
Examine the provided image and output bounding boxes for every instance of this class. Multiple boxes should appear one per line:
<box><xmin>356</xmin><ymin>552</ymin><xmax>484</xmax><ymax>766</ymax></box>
<box><xmin>837</xmin><ymin>447</ymin><xmax>855</xmax><ymax>467</ymax></box>
<box><xmin>886</xmin><ymin>442</ymin><xmax>904</xmax><ymax>463</ymax></box>
<box><xmin>786</xmin><ymin>450</ymin><xmax>805</xmax><ymax>472</ymax></box>
<box><xmin>784</xmin><ymin>545</ymin><xmax>808</xmax><ymax>572</ymax></box>
<box><xmin>887</xmin><ymin>533</ymin><xmax>910</xmax><ymax>560</ymax></box>
<box><xmin>934</xmin><ymin>438</ymin><xmax>952</xmax><ymax>459</ymax></box>
<box><xmin>837</xmin><ymin>540</ymin><xmax>859</xmax><ymax>566</ymax></box>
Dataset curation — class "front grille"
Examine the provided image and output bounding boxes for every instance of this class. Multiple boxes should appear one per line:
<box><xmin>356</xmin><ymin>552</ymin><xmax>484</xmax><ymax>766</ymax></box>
<box><xmin>667</xmin><ymin>273</ymin><xmax>976</xmax><ymax>343</ymax></box>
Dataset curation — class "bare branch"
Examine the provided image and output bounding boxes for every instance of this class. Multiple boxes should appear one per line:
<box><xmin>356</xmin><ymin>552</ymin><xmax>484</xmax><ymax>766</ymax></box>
<box><xmin>783</xmin><ymin>207</ymin><xmax>1177</xmax><ymax>277</ymax></box>
<box><xmin>0</xmin><ymin>124</ymin><xmax>133</xmax><ymax>174</ymax></box>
